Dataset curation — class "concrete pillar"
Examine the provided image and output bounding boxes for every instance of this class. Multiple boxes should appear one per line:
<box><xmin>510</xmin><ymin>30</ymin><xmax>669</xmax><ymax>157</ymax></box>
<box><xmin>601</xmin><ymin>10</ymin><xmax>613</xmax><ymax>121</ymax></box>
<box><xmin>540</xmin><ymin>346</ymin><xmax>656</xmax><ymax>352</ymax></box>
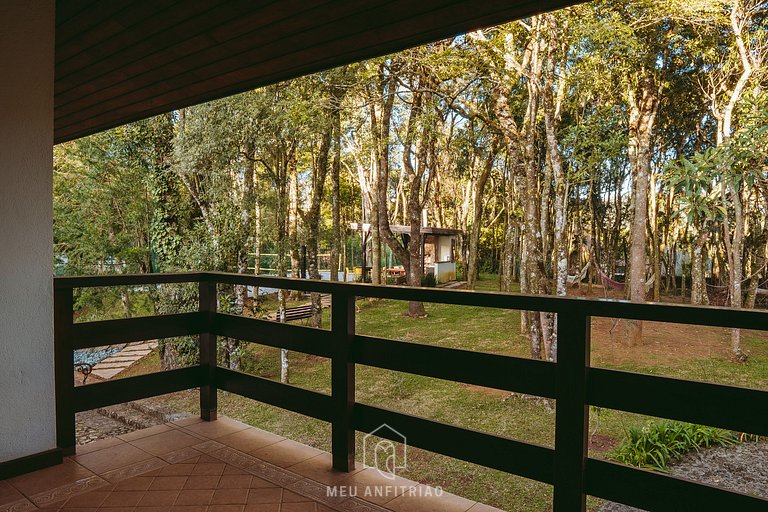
<box><xmin>0</xmin><ymin>0</ymin><xmax>56</xmax><ymax>463</ymax></box>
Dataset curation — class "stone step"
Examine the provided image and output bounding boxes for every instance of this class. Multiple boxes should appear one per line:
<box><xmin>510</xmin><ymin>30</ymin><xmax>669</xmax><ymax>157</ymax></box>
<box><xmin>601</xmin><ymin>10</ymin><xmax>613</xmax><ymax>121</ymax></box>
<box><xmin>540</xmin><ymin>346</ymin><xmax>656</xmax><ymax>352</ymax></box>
<box><xmin>91</xmin><ymin>368</ymin><xmax>122</xmax><ymax>379</ymax></box>
<box><xmin>100</xmin><ymin>354</ymin><xmax>144</xmax><ymax>361</ymax></box>
<box><xmin>126</xmin><ymin>341</ymin><xmax>158</xmax><ymax>349</ymax></box>
<box><xmin>128</xmin><ymin>400</ymin><xmax>193</xmax><ymax>423</ymax></box>
<box><xmin>117</xmin><ymin>347</ymin><xmax>152</xmax><ymax>354</ymax></box>
<box><xmin>100</xmin><ymin>356</ymin><xmax>142</xmax><ymax>363</ymax></box>
<box><xmin>109</xmin><ymin>350</ymin><xmax>152</xmax><ymax>358</ymax></box>
<box><xmin>91</xmin><ymin>364</ymin><xmax>127</xmax><ymax>370</ymax></box>
<box><xmin>97</xmin><ymin>403</ymin><xmax>165</xmax><ymax>431</ymax></box>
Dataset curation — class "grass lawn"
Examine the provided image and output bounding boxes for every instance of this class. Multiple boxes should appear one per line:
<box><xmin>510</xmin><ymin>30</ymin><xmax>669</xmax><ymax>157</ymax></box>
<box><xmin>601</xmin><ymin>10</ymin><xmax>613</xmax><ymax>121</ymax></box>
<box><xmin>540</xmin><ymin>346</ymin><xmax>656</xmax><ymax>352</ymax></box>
<box><xmin>117</xmin><ymin>274</ymin><xmax>768</xmax><ymax>511</ymax></box>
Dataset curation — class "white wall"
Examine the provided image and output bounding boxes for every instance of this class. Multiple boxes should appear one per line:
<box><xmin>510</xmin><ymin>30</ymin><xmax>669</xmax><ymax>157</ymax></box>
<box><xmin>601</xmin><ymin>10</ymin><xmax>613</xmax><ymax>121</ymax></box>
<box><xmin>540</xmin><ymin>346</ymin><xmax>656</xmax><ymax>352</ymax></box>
<box><xmin>0</xmin><ymin>0</ymin><xmax>55</xmax><ymax>462</ymax></box>
<box><xmin>436</xmin><ymin>236</ymin><xmax>454</xmax><ymax>263</ymax></box>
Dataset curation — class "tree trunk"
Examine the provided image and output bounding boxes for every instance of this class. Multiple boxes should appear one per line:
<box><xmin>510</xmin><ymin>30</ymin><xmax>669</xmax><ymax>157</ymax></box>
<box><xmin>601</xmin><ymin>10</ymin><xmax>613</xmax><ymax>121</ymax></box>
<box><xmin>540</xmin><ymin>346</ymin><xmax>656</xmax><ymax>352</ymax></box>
<box><xmin>306</xmin><ymin>127</ymin><xmax>332</xmax><ymax>328</ymax></box>
<box><xmin>723</xmin><ymin>180</ymin><xmax>746</xmax><ymax>361</ymax></box>
<box><xmin>690</xmin><ymin>232</ymin><xmax>708</xmax><ymax>305</ymax></box>
<box><xmin>275</xmin><ymin>145</ymin><xmax>293</xmax><ymax>383</ymax></box>
<box><xmin>714</xmin><ymin>0</ymin><xmax>755</xmax><ymax>362</ymax></box>
<box><xmin>467</xmin><ymin>147</ymin><xmax>496</xmax><ymax>289</ymax></box>
<box><xmin>502</xmin><ymin>177</ymin><xmax>517</xmax><ymax>293</ymax></box>
<box><xmin>288</xmin><ymin>160</ymin><xmax>301</xmax><ymax>299</ymax></box>
<box><xmin>329</xmin><ymin>91</ymin><xmax>343</xmax><ymax>283</ymax></box>
<box><xmin>745</xmin><ymin>254</ymin><xmax>761</xmax><ymax>309</ymax></box>
<box><xmin>542</xmin><ymin>16</ymin><xmax>568</xmax><ymax>361</ymax></box>
<box><xmin>650</xmin><ymin>171</ymin><xmax>661</xmax><ymax>302</ymax></box>
<box><xmin>625</xmin><ymin>78</ymin><xmax>658</xmax><ymax>345</ymax></box>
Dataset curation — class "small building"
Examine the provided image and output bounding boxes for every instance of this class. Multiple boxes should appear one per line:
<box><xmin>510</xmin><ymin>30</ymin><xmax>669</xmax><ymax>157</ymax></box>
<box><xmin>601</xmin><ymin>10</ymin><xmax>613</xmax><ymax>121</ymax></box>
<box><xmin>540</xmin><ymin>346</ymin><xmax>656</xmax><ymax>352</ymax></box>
<box><xmin>350</xmin><ymin>223</ymin><xmax>462</xmax><ymax>284</ymax></box>
<box><xmin>391</xmin><ymin>225</ymin><xmax>460</xmax><ymax>284</ymax></box>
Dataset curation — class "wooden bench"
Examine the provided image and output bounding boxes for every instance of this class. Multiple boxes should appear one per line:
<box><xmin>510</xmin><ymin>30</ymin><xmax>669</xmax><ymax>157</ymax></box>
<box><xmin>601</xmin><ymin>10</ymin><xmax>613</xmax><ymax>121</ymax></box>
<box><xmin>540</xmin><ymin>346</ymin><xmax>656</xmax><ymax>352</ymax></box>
<box><xmin>265</xmin><ymin>294</ymin><xmax>332</xmax><ymax>322</ymax></box>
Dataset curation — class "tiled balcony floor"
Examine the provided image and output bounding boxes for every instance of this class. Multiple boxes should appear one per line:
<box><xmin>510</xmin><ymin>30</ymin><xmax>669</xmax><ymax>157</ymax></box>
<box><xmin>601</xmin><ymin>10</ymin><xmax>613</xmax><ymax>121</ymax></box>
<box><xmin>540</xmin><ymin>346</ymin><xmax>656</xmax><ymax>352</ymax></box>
<box><xmin>0</xmin><ymin>416</ymin><xmax>501</xmax><ymax>512</ymax></box>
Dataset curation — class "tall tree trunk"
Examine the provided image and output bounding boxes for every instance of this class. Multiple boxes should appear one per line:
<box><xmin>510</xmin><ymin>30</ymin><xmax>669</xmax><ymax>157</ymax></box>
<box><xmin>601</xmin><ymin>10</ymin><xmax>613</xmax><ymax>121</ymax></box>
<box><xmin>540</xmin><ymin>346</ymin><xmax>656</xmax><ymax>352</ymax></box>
<box><xmin>275</xmin><ymin>145</ymin><xmax>293</xmax><ymax>383</ymax></box>
<box><xmin>714</xmin><ymin>0</ymin><xmax>756</xmax><ymax>362</ymax></box>
<box><xmin>288</xmin><ymin>159</ymin><xmax>301</xmax><ymax>299</ymax></box>
<box><xmin>228</xmin><ymin>152</ymin><xmax>259</xmax><ymax>371</ymax></box>
<box><xmin>502</xmin><ymin>173</ymin><xmax>518</xmax><ymax>293</ymax></box>
<box><xmin>649</xmin><ymin>171</ymin><xmax>661</xmax><ymax>302</ymax></box>
<box><xmin>542</xmin><ymin>15</ymin><xmax>568</xmax><ymax>361</ymax></box>
<box><xmin>253</xmin><ymin>169</ymin><xmax>262</xmax><ymax>297</ymax></box>
<box><xmin>745</xmin><ymin>254</ymin><xmax>761</xmax><ymax>309</ymax></box>
<box><xmin>375</xmin><ymin>64</ymin><xmax>439</xmax><ymax>317</ymax></box>
<box><xmin>306</xmin><ymin>128</ymin><xmax>332</xmax><ymax>328</ymax></box>
<box><xmin>625</xmin><ymin>78</ymin><xmax>658</xmax><ymax>345</ymax></box>
<box><xmin>368</xmin><ymin>68</ymin><xmax>397</xmax><ymax>287</ymax></box>
<box><xmin>723</xmin><ymin>180</ymin><xmax>746</xmax><ymax>361</ymax></box>
<box><xmin>690</xmin><ymin>232</ymin><xmax>709</xmax><ymax>305</ymax></box>
<box><xmin>329</xmin><ymin>91</ymin><xmax>343</xmax><ymax>283</ymax></box>
<box><xmin>467</xmin><ymin>146</ymin><xmax>497</xmax><ymax>289</ymax></box>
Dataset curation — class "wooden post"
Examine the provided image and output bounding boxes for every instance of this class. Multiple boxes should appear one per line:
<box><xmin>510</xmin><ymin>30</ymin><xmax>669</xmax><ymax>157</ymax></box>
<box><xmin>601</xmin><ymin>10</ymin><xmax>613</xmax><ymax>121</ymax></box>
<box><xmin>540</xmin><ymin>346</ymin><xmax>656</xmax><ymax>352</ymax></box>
<box><xmin>54</xmin><ymin>285</ymin><xmax>76</xmax><ymax>456</ymax></box>
<box><xmin>553</xmin><ymin>311</ymin><xmax>591</xmax><ymax>511</ymax></box>
<box><xmin>331</xmin><ymin>292</ymin><xmax>355</xmax><ymax>471</ymax></box>
<box><xmin>199</xmin><ymin>279</ymin><xmax>217</xmax><ymax>421</ymax></box>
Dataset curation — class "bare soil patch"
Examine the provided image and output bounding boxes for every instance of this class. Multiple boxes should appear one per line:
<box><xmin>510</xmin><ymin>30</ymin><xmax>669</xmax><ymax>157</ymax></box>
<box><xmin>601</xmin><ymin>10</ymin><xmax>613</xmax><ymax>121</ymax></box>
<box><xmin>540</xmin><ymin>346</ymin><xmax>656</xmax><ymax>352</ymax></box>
<box><xmin>589</xmin><ymin>434</ymin><xmax>618</xmax><ymax>454</ymax></box>
<box><xmin>568</xmin><ymin>284</ymin><xmax>767</xmax><ymax>367</ymax></box>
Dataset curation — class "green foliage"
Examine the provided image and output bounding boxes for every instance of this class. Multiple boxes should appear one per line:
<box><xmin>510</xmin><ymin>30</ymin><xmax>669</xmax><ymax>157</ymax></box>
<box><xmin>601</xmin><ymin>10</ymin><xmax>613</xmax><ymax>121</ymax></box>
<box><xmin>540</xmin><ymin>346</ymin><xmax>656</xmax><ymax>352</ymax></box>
<box><xmin>421</xmin><ymin>273</ymin><xmax>438</xmax><ymax>287</ymax></box>
<box><xmin>663</xmin><ymin>149</ymin><xmax>720</xmax><ymax>226</ymax></box>
<box><xmin>608</xmin><ymin>421</ymin><xmax>738</xmax><ymax>471</ymax></box>
<box><xmin>455</xmin><ymin>260</ymin><xmax>465</xmax><ymax>281</ymax></box>
<box><xmin>385</xmin><ymin>275</ymin><xmax>406</xmax><ymax>285</ymax></box>
<box><xmin>54</xmin><ymin>115</ymin><xmax>176</xmax><ymax>277</ymax></box>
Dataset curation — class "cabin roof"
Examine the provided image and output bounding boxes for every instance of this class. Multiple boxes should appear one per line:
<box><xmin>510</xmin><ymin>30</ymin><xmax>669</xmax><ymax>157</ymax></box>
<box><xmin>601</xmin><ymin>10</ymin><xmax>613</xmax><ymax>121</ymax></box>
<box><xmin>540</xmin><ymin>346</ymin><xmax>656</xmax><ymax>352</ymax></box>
<box><xmin>389</xmin><ymin>225</ymin><xmax>463</xmax><ymax>236</ymax></box>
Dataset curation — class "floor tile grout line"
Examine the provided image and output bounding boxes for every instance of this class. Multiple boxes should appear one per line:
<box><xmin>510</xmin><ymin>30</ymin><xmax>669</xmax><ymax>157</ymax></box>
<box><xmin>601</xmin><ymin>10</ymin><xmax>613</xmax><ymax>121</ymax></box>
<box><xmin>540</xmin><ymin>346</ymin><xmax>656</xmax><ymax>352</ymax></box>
<box><xmin>3</xmin><ymin>417</ymin><xmax>483</xmax><ymax>512</ymax></box>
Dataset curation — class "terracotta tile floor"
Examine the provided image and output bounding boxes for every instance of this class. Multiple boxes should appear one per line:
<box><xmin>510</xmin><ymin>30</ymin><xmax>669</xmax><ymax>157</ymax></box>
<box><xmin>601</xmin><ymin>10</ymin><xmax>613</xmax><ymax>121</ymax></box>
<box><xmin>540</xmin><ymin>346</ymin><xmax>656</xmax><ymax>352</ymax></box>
<box><xmin>0</xmin><ymin>416</ymin><xmax>501</xmax><ymax>512</ymax></box>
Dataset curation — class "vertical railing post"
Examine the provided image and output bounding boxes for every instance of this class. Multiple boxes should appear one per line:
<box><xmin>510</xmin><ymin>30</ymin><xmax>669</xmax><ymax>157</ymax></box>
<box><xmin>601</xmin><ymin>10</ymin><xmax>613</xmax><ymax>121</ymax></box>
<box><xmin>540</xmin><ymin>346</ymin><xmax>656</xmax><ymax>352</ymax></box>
<box><xmin>553</xmin><ymin>310</ymin><xmax>591</xmax><ymax>512</ymax></box>
<box><xmin>331</xmin><ymin>291</ymin><xmax>356</xmax><ymax>471</ymax></box>
<box><xmin>199</xmin><ymin>278</ymin><xmax>217</xmax><ymax>421</ymax></box>
<box><xmin>54</xmin><ymin>284</ymin><xmax>76</xmax><ymax>456</ymax></box>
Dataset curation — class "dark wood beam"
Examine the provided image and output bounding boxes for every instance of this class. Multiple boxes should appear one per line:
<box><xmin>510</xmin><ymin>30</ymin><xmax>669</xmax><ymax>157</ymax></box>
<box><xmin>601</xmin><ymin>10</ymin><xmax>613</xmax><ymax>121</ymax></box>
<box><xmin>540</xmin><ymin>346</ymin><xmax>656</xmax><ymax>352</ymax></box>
<box><xmin>55</xmin><ymin>0</ymin><xmax>586</xmax><ymax>143</ymax></box>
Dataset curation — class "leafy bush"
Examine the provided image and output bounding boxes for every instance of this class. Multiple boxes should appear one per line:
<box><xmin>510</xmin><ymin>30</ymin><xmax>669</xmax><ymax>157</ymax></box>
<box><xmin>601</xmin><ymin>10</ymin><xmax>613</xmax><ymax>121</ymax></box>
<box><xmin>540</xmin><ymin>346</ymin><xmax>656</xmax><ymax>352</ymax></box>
<box><xmin>385</xmin><ymin>275</ymin><xmax>407</xmax><ymax>285</ymax></box>
<box><xmin>608</xmin><ymin>421</ymin><xmax>737</xmax><ymax>471</ymax></box>
<box><xmin>421</xmin><ymin>273</ymin><xmax>437</xmax><ymax>287</ymax></box>
<box><xmin>455</xmin><ymin>261</ymin><xmax>465</xmax><ymax>280</ymax></box>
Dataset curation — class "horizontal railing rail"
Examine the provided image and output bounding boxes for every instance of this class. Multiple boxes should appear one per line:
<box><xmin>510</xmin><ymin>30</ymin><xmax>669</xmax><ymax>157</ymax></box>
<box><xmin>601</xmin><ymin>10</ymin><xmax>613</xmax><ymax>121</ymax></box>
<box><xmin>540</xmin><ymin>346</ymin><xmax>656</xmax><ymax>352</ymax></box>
<box><xmin>54</xmin><ymin>272</ymin><xmax>768</xmax><ymax>512</ymax></box>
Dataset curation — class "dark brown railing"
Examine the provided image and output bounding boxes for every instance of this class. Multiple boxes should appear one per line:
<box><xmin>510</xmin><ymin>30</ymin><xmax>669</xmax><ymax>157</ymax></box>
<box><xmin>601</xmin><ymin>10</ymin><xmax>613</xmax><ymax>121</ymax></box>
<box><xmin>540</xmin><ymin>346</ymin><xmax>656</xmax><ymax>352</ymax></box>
<box><xmin>54</xmin><ymin>272</ymin><xmax>768</xmax><ymax>512</ymax></box>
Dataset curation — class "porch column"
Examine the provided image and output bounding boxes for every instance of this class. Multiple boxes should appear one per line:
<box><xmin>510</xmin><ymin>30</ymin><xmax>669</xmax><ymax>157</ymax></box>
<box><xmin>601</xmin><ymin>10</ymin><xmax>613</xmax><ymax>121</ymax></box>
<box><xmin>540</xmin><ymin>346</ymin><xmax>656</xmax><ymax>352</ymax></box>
<box><xmin>0</xmin><ymin>0</ymin><xmax>56</xmax><ymax>465</ymax></box>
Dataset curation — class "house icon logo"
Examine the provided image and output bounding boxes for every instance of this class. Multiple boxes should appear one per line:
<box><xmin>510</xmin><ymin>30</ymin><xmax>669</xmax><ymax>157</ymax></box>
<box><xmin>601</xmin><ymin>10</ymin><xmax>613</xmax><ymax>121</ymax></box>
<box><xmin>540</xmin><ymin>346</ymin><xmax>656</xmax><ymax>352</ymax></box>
<box><xmin>362</xmin><ymin>424</ymin><xmax>407</xmax><ymax>479</ymax></box>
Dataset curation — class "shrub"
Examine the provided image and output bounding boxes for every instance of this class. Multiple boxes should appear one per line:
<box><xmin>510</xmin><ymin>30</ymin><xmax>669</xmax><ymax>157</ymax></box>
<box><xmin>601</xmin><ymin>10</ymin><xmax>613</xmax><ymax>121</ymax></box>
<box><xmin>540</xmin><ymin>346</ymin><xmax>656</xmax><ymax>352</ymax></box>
<box><xmin>608</xmin><ymin>421</ymin><xmax>737</xmax><ymax>471</ymax></box>
<box><xmin>455</xmin><ymin>261</ymin><xmax>465</xmax><ymax>280</ymax></box>
<box><xmin>421</xmin><ymin>273</ymin><xmax>437</xmax><ymax>287</ymax></box>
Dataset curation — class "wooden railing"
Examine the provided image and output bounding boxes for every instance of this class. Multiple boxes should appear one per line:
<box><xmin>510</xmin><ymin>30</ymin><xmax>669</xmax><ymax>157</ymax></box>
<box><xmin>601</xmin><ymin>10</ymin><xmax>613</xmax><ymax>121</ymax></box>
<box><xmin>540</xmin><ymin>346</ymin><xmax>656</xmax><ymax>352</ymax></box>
<box><xmin>54</xmin><ymin>272</ymin><xmax>768</xmax><ymax>512</ymax></box>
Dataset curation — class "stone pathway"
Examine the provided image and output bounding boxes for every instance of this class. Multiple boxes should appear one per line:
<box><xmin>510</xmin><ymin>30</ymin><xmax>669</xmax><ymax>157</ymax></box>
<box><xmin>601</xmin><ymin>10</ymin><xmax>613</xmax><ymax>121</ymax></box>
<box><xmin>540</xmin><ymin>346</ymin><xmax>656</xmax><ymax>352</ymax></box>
<box><xmin>90</xmin><ymin>341</ymin><xmax>158</xmax><ymax>379</ymax></box>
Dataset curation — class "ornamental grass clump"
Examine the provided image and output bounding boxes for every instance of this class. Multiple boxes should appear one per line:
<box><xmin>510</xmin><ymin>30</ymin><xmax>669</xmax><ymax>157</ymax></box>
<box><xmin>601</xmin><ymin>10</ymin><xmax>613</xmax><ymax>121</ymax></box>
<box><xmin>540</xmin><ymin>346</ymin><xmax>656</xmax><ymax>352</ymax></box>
<box><xmin>608</xmin><ymin>421</ymin><xmax>738</xmax><ymax>471</ymax></box>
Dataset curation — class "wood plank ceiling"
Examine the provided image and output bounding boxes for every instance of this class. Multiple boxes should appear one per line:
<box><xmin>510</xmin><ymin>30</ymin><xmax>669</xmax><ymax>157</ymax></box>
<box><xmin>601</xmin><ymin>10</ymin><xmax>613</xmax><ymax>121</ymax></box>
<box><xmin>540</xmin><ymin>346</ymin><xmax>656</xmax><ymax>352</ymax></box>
<box><xmin>55</xmin><ymin>0</ymin><xmax>583</xmax><ymax>143</ymax></box>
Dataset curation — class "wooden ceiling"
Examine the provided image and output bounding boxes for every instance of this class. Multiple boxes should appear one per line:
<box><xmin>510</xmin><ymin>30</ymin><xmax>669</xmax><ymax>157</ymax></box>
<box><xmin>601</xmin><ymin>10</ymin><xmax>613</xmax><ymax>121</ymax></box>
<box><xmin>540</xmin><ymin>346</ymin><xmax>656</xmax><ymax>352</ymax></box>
<box><xmin>55</xmin><ymin>0</ymin><xmax>583</xmax><ymax>143</ymax></box>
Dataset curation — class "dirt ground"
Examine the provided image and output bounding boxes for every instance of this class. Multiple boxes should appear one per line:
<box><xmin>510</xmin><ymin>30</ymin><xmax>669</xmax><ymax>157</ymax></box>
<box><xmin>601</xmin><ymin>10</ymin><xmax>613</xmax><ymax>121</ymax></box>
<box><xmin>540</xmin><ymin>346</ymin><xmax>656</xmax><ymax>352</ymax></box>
<box><xmin>567</xmin><ymin>284</ymin><xmax>768</xmax><ymax>366</ymax></box>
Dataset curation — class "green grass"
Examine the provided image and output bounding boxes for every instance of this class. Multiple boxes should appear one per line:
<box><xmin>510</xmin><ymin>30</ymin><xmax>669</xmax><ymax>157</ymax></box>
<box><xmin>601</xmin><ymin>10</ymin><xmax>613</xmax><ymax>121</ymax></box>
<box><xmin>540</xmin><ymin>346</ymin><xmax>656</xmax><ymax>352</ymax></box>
<box><xmin>116</xmin><ymin>273</ymin><xmax>768</xmax><ymax>512</ymax></box>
